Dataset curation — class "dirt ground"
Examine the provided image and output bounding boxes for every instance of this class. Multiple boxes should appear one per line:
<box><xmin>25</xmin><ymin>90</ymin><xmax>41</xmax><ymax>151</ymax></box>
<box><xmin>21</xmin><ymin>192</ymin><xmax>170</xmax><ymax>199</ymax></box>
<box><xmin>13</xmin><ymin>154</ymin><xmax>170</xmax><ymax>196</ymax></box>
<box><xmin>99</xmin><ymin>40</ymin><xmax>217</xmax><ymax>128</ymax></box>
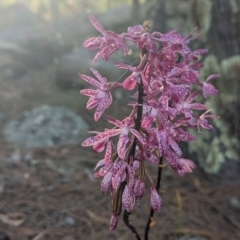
<box><xmin>0</xmin><ymin>67</ymin><xmax>240</xmax><ymax>240</ymax></box>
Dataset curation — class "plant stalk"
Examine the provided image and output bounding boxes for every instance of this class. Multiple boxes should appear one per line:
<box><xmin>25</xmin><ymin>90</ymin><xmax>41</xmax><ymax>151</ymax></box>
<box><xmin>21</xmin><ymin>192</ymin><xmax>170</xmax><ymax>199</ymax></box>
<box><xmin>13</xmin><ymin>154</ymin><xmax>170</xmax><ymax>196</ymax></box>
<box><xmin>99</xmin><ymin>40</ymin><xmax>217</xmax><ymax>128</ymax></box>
<box><xmin>144</xmin><ymin>156</ymin><xmax>163</xmax><ymax>240</ymax></box>
<box><xmin>123</xmin><ymin>48</ymin><xmax>147</xmax><ymax>240</ymax></box>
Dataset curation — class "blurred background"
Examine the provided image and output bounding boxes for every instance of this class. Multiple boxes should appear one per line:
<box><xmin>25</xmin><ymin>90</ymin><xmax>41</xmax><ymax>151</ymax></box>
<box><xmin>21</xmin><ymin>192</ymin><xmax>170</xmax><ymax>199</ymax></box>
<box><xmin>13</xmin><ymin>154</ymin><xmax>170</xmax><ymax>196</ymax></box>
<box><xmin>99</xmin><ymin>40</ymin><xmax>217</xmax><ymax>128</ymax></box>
<box><xmin>0</xmin><ymin>0</ymin><xmax>239</xmax><ymax>239</ymax></box>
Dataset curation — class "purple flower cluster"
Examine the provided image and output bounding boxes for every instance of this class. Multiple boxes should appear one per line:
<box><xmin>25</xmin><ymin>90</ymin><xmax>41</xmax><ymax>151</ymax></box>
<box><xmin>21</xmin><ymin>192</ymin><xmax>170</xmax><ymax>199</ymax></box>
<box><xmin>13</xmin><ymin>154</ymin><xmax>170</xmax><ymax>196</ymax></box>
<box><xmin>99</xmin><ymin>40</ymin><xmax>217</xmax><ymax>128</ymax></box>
<box><xmin>80</xmin><ymin>15</ymin><xmax>218</xmax><ymax>230</ymax></box>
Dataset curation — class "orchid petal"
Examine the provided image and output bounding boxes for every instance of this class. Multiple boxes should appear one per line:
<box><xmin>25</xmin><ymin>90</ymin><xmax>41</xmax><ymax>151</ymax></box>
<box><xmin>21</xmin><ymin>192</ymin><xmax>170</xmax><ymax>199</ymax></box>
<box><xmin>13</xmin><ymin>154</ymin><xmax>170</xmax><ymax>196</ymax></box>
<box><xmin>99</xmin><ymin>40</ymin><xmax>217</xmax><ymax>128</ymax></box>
<box><xmin>80</xmin><ymin>89</ymin><xmax>98</xmax><ymax>96</ymax></box>
<box><xmin>89</xmin><ymin>14</ymin><xmax>105</xmax><ymax>34</ymax></box>
<box><xmin>105</xmin><ymin>116</ymin><xmax>124</xmax><ymax>127</ymax></box>
<box><xmin>189</xmin><ymin>103</ymin><xmax>207</xmax><ymax>110</ymax></box>
<box><xmin>123</xmin><ymin>75</ymin><xmax>138</xmax><ymax>90</ymax></box>
<box><xmin>90</xmin><ymin>68</ymin><xmax>107</xmax><ymax>84</ymax></box>
<box><xmin>130</xmin><ymin>129</ymin><xmax>145</xmax><ymax>145</ymax></box>
<box><xmin>122</xmin><ymin>185</ymin><xmax>135</xmax><ymax>212</ymax></box>
<box><xmin>150</xmin><ymin>188</ymin><xmax>162</xmax><ymax>212</ymax></box>
<box><xmin>81</xmin><ymin>129</ymin><xmax>121</xmax><ymax>147</ymax></box>
<box><xmin>186</xmin><ymin>90</ymin><xmax>201</xmax><ymax>103</ymax></box>
<box><xmin>79</xmin><ymin>73</ymin><xmax>102</xmax><ymax>88</ymax></box>
<box><xmin>117</xmin><ymin>136</ymin><xmax>129</xmax><ymax>159</ymax></box>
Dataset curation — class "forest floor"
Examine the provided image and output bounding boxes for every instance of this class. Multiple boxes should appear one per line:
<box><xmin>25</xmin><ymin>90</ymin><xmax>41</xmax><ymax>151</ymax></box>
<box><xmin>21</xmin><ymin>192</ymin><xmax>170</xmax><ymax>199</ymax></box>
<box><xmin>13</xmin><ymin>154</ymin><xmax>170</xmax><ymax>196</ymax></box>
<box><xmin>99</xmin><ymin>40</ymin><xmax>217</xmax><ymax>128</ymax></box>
<box><xmin>0</xmin><ymin>142</ymin><xmax>240</xmax><ymax>240</ymax></box>
<box><xmin>0</xmin><ymin>67</ymin><xmax>240</xmax><ymax>240</ymax></box>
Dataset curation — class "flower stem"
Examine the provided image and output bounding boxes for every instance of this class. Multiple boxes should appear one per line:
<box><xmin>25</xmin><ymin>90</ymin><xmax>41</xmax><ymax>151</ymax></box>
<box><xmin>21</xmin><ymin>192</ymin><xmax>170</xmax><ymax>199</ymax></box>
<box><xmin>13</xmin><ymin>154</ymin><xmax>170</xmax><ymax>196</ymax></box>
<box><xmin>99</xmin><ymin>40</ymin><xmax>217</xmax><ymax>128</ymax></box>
<box><xmin>144</xmin><ymin>156</ymin><xmax>163</xmax><ymax>240</ymax></box>
<box><xmin>123</xmin><ymin>210</ymin><xmax>141</xmax><ymax>240</ymax></box>
<box><xmin>123</xmin><ymin>49</ymin><xmax>147</xmax><ymax>240</ymax></box>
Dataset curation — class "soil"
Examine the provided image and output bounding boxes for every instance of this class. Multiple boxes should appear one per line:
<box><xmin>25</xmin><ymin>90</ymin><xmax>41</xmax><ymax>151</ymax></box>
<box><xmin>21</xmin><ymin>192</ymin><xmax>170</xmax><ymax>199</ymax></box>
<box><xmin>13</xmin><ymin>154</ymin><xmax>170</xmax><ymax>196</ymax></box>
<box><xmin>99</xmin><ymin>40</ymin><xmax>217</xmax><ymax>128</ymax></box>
<box><xmin>0</xmin><ymin>67</ymin><xmax>239</xmax><ymax>240</ymax></box>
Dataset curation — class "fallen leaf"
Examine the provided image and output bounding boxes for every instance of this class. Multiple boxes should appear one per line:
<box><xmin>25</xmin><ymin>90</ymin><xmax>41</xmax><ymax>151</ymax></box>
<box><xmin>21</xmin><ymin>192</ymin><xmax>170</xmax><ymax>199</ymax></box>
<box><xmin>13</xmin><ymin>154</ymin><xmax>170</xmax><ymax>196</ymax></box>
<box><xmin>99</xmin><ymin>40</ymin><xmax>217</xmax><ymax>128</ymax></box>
<box><xmin>86</xmin><ymin>210</ymin><xmax>109</xmax><ymax>224</ymax></box>
<box><xmin>32</xmin><ymin>232</ymin><xmax>46</xmax><ymax>240</ymax></box>
<box><xmin>0</xmin><ymin>213</ymin><xmax>25</xmax><ymax>227</ymax></box>
<box><xmin>150</xmin><ymin>219</ymin><xmax>156</xmax><ymax>228</ymax></box>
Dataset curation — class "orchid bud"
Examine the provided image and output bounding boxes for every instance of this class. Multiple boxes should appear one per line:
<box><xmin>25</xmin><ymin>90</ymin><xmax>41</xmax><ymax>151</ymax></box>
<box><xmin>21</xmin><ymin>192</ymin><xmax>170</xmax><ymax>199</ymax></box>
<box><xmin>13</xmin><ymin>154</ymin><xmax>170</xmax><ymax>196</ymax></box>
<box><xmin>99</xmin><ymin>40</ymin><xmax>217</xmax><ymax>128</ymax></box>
<box><xmin>150</xmin><ymin>187</ymin><xmax>162</xmax><ymax>212</ymax></box>
<box><xmin>110</xmin><ymin>214</ymin><xmax>119</xmax><ymax>231</ymax></box>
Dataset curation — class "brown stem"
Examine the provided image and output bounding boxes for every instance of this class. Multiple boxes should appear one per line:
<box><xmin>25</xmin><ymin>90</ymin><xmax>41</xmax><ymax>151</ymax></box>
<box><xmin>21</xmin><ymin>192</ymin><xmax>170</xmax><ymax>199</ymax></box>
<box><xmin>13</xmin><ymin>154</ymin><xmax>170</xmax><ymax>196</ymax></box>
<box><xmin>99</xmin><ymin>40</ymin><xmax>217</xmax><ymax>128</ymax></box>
<box><xmin>123</xmin><ymin>48</ymin><xmax>148</xmax><ymax>240</ymax></box>
<box><xmin>144</xmin><ymin>156</ymin><xmax>163</xmax><ymax>240</ymax></box>
<box><xmin>123</xmin><ymin>210</ymin><xmax>141</xmax><ymax>240</ymax></box>
<box><xmin>123</xmin><ymin>69</ymin><xmax>144</xmax><ymax>240</ymax></box>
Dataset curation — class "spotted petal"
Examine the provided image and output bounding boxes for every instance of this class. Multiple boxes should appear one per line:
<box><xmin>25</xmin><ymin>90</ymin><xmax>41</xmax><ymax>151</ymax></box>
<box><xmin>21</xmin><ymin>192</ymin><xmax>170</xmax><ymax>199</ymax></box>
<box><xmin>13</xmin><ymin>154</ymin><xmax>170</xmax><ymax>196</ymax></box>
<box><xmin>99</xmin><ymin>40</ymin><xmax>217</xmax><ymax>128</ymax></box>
<box><xmin>82</xmin><ymin>37</ymin><xmax>103</xmax><ymax>49</ymax></box>
<box><xmin>150</xmin><ymin>188</ymin><xmax>162</xmax><ymax>212</ymax></box>
<box><xmin>202</xmin><ymin>83</ymin><xmax>218</xmax><ymax>98</ymax></box>
<box><xmin>189</xmin><ymin>103</ymin><xmax>207</xmax><ymax>110</ymax></box>
<box><xmin>80</xmin><ymin>89</ymin><xmax>98</xmax><ymax>96</ymax></box>
<box><xmin>122</xmin><ymin>185</ymin><xmax>135</xmax><ymax>212</ymax></box>
<box><xmin>81</xmin><ymin>129</ymin><xmax>121</xmax><ymax>147</ymax></box>
<box><xmin>90</xmin><ymin>68</ymin><xmax>107</xmax><ymax>84</ymax></box>
<box><xmin>176</xmin><ymin>129</ymin><xmax>197</xmax><ymax>142</ymax></box>
<box><xmin>168</xmin><ymin>136</ymin><xmax>182</xmax><ymax>157</ymax></box>
<box><xmin>79</xmin><ymin>73</ymin><xmax>102</xmax><ymax>88</ymax></box>
<box><xmin>101</xmin><ymin>171</ymin><xmax>113</xmax><ymax>193</ymax></box>
<box><xmin>110</xmin><ymin>215</ymin><xmax>118</xmax><ymax>231</ymax></box>
<box><xmin>105</xmin><ymin>116</ymin><xmax>124</xmax><ymax>128</ymax></box>
<box><xmin>94</xmin><ymin>100</ymin><xmax>106</xmax><ymax>121</ymax></box>
<box><xmin>186</xmin><ymin>91</ymin><xmax>201</xmax><ymax>103</ymax></box>
<box><xmin>178</xmin><ymin>158</ymin><xmax>196</xmax><ymax>176</ymax></box>
<box><xmin>89</xmin><ymin>14</ymin><xmax>105</xmax><ymax>34</ymax></box>
<box><xmin>86</xmin><ymin>95</ymin><xmax>100</xmax><ymax>109</ymax></box>
<box><xmin>123</xmin><ymin>75</ymin><xmax>138</xmax><ymax>90</ymax></box>
<box><xmin>130</xmin><ymin>129</ymin><xmax>145</xmax><ymax>145</ymax></box>
<box><xmin>117</xmin><ymin>135</ymin><xmax>129</xmax><ymax>159</ymax></box>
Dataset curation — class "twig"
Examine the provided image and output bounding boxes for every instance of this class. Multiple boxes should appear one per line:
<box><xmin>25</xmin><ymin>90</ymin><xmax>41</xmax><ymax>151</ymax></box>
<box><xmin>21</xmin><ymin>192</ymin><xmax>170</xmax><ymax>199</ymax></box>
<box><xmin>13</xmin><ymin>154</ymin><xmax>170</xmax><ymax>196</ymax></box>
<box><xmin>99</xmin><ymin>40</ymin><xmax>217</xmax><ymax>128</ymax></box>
<box><xmin>123</xmin><ymin>210</ymin><xmax>141</xmax><ymax>240</ymax></box>
<box><xmin>144</xmin><ymin>156</ymin><xmax>163</xmax><ymax>240</ymax></box>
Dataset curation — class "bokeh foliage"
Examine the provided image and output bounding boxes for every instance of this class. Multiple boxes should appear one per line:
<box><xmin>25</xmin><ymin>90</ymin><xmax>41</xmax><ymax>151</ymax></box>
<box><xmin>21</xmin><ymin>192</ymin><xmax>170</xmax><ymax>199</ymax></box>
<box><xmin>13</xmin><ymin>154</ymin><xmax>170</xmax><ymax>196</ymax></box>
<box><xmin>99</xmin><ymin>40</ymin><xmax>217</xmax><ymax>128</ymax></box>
<box><xmin>0</xmin><ymin>0</ymin><xmax>146</xmax><ymax>19</ymax></box>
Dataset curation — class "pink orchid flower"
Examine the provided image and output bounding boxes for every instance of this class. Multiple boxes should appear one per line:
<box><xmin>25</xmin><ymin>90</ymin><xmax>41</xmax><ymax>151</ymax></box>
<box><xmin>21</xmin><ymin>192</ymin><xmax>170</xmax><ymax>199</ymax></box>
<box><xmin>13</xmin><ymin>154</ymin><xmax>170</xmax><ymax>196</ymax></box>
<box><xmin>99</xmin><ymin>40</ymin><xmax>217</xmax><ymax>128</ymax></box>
<box><xmin>82</xmin><ymin>116</ymin><xmax>145</xmax><ymax>159</ymax></box>
<box><xmin>202</xmin><ymin>74</ymin><xmax>219</xmax><ymax>98</ymax></box>
<box><xmin>83</xmin><ymin>15</ymin><xmax>129</xmax><ymax>63</ymax></box>
<box><xmin>80</xmin><ymin>68</ymin><xmax>114</xmax><ymax>121</ymax></box>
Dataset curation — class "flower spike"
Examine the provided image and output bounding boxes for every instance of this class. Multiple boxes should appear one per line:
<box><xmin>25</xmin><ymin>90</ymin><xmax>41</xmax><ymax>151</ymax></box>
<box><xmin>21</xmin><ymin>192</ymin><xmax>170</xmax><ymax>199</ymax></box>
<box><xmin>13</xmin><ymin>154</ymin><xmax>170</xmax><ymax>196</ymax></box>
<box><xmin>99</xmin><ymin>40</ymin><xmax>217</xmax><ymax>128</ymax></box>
<box><xmin>80</xmin><ymin>15</ymin><xmax>219</xmax><ymax>232</ymax></box>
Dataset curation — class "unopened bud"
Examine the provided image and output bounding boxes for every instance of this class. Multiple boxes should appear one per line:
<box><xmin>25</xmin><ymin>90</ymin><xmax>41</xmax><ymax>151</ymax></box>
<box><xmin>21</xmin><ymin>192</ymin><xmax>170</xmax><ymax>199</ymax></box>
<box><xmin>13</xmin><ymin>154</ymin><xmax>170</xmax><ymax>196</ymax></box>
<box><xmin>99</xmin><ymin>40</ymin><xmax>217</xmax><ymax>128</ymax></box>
<box><xmin>133</xmin><ymin>179</ymin><xmax>145</xmax><ymax>199</ymax></box>
<box><xmin>110</xmin><ymin>214</ymin><xmax>118</xmax><ymax>231</ymax></box>
<box><xmin>150</xmin><ymin>187</ymin><xmax>162</xmax><ymax>212</ymax></box>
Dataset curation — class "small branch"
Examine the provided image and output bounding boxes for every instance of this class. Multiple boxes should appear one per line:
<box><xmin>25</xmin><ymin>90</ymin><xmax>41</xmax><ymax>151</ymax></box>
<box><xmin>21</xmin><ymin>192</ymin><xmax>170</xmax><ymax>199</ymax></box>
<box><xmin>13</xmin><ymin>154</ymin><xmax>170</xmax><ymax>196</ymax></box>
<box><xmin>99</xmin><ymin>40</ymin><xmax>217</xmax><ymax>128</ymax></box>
<box><xmin>144</xmin><ymin>156</ymin><xmax>163</xmax><ymax>240</ymax></box>
<box><xmin>123</xmin><ymin>210</ymin><xmax>141</xmax><ymax>240</ymax></box>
